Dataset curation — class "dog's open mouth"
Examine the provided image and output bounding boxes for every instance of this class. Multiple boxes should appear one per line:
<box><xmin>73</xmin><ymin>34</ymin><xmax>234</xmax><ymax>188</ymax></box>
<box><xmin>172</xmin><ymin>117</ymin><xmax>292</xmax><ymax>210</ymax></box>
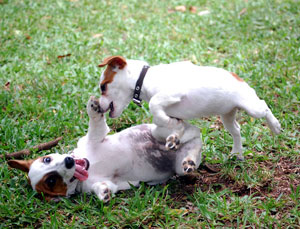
<box><xmin>109</xmin><ymin>102</ymin><xmax>115</xmax><ymax>118</ymax></box>
<box><xmin>73</xmin><ymin>158</ymin><xmax>89</xmax><ymax>182</ymax></box>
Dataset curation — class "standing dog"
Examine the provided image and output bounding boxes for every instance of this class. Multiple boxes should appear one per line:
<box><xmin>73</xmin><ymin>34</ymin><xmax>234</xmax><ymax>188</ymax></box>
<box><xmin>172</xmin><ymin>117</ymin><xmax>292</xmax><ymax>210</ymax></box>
<box><xmin>98</xmin><ymin>56</ymin><xmax>281</xmax><ymax>160</ymax></box>
<box><xmin>8</xmin><ymin>96</ymin><xmax>202</xmax><ymax>202</ymax></box>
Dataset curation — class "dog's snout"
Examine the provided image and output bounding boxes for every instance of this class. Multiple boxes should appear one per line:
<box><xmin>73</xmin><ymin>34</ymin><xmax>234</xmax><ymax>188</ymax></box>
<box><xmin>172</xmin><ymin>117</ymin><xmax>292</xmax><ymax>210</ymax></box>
<box><xmin>64</xmin><ymin>157</ymin><xmax>75</xmax><ymax>169</ymax></box>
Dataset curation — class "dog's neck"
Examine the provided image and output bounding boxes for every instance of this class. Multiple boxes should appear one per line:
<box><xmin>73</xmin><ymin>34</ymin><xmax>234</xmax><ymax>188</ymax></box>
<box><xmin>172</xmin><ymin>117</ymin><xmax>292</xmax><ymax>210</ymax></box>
<box><xmin>126</xmin><ymin>60</ymin><xmax>153</xmax><ymax>103</ymax></box>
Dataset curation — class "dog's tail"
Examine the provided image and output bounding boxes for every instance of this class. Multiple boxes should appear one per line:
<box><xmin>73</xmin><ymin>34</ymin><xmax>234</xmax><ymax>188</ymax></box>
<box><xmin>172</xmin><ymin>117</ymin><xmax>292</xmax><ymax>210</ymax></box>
<box><xmin>241</xmin><ymin>99</ymin><xmax>281</xmax><ymax>134</ymax></box>
<box><xmin>265</xmin><ymin>110</ymin><xmax>281</xmax><ymax>135</ymax></box>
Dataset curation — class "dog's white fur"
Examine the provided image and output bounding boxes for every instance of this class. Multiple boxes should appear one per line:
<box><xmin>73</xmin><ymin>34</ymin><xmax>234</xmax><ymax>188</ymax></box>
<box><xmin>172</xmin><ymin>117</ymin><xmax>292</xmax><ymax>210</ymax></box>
<box><xmin>98</xmin><ymin>56</ymin><xmax>281</xmax><ymax>160</ymax></box>
<box><xmin>8</xmin><ymin>96</ymin><xmax>202</xmax><ymax>202</ymax></box>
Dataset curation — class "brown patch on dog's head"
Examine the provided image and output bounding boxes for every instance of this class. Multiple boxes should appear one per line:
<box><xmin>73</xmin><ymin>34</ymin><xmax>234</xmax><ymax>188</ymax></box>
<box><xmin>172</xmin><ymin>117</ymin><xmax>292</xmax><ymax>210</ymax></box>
<box><xmin>8</xmin><ymin>159</ymin><xmax>35</xmax><ymax>173</ymax></box>
<box><xmin>98</xmin><ymin>56</ymin><xmax>127</xmax><ymax>93</ymax></box>
<box><xmin>35</xmin><ymin>171</ymin><xmax>67</xmax><ymax>197</ymax></box>
<box><xmin>230</xmin><ymin>72</ymin><xmax>244</xmax><ymax>82</ymax></box>
<box><xmin>100</xmin><ymin>66</ymin><xmax>117</xmax><ymax>94</ymax></box>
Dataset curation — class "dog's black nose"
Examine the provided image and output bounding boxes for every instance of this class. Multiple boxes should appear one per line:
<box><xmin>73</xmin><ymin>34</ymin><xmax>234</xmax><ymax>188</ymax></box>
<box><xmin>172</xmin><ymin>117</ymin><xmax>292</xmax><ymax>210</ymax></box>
<box><xmin>64</xmin><ymin>157</ymin><xmax>75</xmax><ymax>169</ymax></box>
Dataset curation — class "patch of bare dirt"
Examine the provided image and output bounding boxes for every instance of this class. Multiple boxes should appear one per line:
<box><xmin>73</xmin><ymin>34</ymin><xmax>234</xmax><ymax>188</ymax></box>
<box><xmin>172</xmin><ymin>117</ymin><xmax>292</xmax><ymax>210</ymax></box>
<box><xmin>172</xmin><ymin>156</ymin><xmax>300</xmax><ymax>201</ymax></box>
<box><xmin>270</xmin><ymin>157</ymin><xmax>300</xmax><ymax>198</ymax></box>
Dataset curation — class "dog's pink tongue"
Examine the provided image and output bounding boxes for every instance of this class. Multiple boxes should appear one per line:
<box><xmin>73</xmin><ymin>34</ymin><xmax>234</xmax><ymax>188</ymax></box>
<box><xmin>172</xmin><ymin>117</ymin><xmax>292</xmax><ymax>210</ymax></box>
<box><xmin>74</xmin><ymin>159</ymin><xmax>88</xmax><ymax>181</ymax></box>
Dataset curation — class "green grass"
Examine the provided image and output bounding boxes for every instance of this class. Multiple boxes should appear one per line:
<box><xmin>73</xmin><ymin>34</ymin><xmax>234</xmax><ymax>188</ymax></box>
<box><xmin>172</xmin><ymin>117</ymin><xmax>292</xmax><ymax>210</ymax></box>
<box><xmin>1</xmin><ymin>0</ymin><xmax>299</xmax><ymax>227</ymax></box>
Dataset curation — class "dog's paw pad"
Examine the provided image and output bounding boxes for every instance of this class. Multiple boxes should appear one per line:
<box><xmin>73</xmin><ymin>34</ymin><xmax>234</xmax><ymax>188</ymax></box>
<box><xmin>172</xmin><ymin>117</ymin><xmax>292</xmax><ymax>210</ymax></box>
<box><xmin>92</xmin><ymin>182</ymin><xmax>112</xmax><ymax>203</ymax></box>
<box><xmin>182</xmin><ymin>159</ymin><xmax>196</xmax><ymax>174</ymax></box>
<box><xmin>102</xmin><ymin>188</ymin><xmax>111</xmax><ymax>202</ymax></box>
<box><xmin>91</xmin><ymin>100</ymin><xmax>102</xmax><ymax>113</ymax></box>
<box><xmin>87</xmin><ymin>96</ymin><xmax>103</xmax><ymax>117</ymax></box>
<box><xmin>98</xmin><ymin>186</ymin><xmax>111</xmax><ymax>203</ymax></box>
<box><xmin>165</xmin><ymin>134</ymin><xmax>180</xmax><ymax>150</ymax></box>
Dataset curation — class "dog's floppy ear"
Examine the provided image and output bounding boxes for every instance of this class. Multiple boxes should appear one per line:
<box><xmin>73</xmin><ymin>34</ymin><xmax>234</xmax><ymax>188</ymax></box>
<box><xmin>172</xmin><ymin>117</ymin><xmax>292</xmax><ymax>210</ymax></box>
<box><xmin>98</xmin><ymin>55</ymin><xmax>127</xmax><ymax>69</ymax></box>
<box><xmin>8</xmin><ymin>159</ymin><xmax>34</xmax><ymax>173</ymax></box>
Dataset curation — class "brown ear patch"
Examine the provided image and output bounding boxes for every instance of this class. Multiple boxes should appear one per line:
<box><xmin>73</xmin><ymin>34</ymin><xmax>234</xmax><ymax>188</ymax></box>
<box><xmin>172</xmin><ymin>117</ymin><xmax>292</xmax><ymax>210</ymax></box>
<box><xmin>8</xmin><ymin>159</ymin><xmax>35</xmax><ymax>173</ymax></box>
<box><xmin>35</xmin><ymin>171</ymin><xmax>67</xmax><ymax>197</ymax></box>
<box><xmin>230</xmin><ymin>72</ymin><xmax>244</xmax><ymax>82</ymax></box>
<box><xmin>98</xmin><ymin>55</ymin><xmax>127</xmax><ymax>69</ymax></box>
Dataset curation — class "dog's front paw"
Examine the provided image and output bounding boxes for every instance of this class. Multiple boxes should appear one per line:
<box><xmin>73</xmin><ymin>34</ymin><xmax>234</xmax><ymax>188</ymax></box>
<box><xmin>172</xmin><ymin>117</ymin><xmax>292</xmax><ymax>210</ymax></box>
<box><xmin>101</xmin><ymin>187</ymin><xmax>111</xmax><ymax>203</ymax></box>
<box><xmin>182</xmin><ymin>158</ymin><xmax>196</xmax><ymax>174</ymax></box>
<box><xmin>87</xmin><ymin>96</ymin><xmax>103</xmax><ymax>118</ymax></box>
<box><xmin>165</xmin><ymin>134</ymin><xmax>180</xmax><ymax>150</ymax></box>
<box><xmin>92</xmin><ymin>182</ymin><xmax>111</xmax><ymax>203</ymax></box>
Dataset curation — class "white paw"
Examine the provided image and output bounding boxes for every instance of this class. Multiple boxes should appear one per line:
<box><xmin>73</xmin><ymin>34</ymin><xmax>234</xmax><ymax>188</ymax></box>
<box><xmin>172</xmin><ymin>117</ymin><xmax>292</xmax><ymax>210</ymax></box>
<box><xmin>92</xmin><ymin>183</ymin><xmax>111</xmax><ymax>203</ymax></box>
<box><xmin>87</xmin><ymin>96</ymin><xmax>103</xmax><ymax>118</ymax></box>
<box><xmin>165</xmin><ymin>134</ymin><xmax>180</xmax><ymax>150</ymax></box>
<box><xmin>182</xmin><ymin>158</ymin><xmax>196</xmax><ymax>174</ymax></box>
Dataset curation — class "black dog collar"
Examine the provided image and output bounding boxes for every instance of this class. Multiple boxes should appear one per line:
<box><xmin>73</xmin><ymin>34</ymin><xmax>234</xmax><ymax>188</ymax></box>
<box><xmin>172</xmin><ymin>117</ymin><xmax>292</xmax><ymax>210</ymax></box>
<box><xmin>132</xmin><ymin>65</ymin><xmax>150</xmax><ymax>107</ymax></box>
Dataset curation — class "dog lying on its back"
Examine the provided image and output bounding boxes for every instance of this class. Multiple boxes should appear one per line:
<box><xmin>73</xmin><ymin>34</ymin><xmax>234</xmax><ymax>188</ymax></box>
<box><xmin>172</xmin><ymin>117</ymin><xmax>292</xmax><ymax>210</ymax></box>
<box><xmin>8</xmin><ymin>96</ymin><xmax>202</xmax><ymax>202</ymax></box>
<box><xmin>98</xmin><ymin>56</ymin><xmax>281</xmax><ymax>160</ymax></box>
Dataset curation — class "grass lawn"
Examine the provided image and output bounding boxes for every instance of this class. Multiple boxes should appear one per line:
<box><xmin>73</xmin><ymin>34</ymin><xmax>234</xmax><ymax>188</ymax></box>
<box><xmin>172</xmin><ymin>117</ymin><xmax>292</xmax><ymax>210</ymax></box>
<box><xmin>1</xmin><ymin>0</ymin><xmax>299</xmax><ymax>227</ymax></box>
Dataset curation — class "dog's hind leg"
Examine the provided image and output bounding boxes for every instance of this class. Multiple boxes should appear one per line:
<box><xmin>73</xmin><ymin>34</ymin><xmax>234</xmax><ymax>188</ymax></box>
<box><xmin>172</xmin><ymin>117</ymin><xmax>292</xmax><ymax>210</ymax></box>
<box><xmin>86</xmin><ymin>96</ymin><xmax>110</xmax><ymax>142</ymax></box>
<box><xmin>176</xmin><ymin>122</ymin><xmax>202</xmax><ymax>175</ymax></box>
<box><xmin>240</xmin><ymin>99</ymin><xmax>281</xmax><ymax>135</ymax></box>
<box><xmin>175</xmin><ymin>136</ymin><xmax>202</xmax><ymax>175</ymax></box>
<box><xmin>221</xmin><ymin>108</ymin><xmax>244</xmax><ymax>160</ymax></box>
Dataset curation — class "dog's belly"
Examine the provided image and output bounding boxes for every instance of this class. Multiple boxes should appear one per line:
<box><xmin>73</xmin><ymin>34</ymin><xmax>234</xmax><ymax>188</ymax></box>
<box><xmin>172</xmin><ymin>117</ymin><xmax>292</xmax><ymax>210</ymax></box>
<box><xmin>113</xmin><ymin>124</ymin><xmax>177</xmax><ymax>179</ymax></box>
<box><xmin>75</xmin><ymin>125</ymin><xmax>177</xmax><ymax>191</ymax></box>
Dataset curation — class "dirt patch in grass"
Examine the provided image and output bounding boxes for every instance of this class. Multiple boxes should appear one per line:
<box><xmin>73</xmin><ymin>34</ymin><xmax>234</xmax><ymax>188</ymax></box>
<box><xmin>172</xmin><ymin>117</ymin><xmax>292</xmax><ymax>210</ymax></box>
<box><xmin>270</xmin><ymin>157</ymin><xmax>300</xmax><ymax>197</ymax></box>
<box><xmin>173</xmin><ymin>156</ymin><xmax>300</xmax><ymax>200</ymax></box>
<box><xmin>168</xmin><ymin>156</ymin><xmax>300</xmax><ymax>226</ymax></box>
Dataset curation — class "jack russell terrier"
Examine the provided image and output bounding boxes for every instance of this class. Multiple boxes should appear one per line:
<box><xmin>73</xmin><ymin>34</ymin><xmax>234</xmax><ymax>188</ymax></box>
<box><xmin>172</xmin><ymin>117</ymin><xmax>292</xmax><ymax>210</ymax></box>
<box><xmin>98</xmin><ymin>56</ymin><xmax>281</xmax><ymax>160</ymax></box>
<box><xmin>8</xmin><ymin>96</ymin><xmax>202</xmax><ymax>202</ymax></box>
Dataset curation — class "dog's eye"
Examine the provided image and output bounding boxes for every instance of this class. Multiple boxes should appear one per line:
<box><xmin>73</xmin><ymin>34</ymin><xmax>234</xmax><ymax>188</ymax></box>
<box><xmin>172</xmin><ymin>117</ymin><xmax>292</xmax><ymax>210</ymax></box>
<box><xmin>45</xmin><ymin>175</ymin><xmax>56</xmax><ymax>188</ymax></box>
<box><xmin>43</xmin><ymin>157</ymin><xmax>51</xmax><ymax>164</ymax></box>
<box><xmin>100</xmin><ymin>83</ymin><xmax>107</xmax><ymax>93</ymax></box>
